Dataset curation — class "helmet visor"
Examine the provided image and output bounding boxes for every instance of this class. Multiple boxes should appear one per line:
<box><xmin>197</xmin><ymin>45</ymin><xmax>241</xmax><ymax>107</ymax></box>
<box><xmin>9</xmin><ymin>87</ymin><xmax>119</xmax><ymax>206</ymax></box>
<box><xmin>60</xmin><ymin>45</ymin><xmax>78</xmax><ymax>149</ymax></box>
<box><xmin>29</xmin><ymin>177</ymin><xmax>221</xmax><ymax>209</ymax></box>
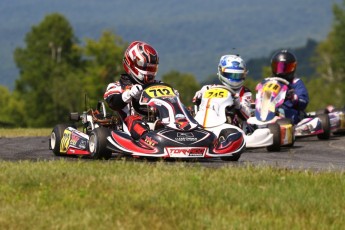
<box><xmin>222</xmin><ymin>72</ymin><xmax>245</xmax><ymax>81</ymax></box>
<box><xmin>135</xmin><ymin>59</ymin><xmax>158</xmax><ymax>73</ymax></box>
<box><xmin>271</xmin><ymin>61</ymin><xmax>296</xmax><ymax>74</ymax></box>
<box><xmin>143</xmin><ymin>75</ymin><xmax>155</xmax><ymax>84</ymax></box>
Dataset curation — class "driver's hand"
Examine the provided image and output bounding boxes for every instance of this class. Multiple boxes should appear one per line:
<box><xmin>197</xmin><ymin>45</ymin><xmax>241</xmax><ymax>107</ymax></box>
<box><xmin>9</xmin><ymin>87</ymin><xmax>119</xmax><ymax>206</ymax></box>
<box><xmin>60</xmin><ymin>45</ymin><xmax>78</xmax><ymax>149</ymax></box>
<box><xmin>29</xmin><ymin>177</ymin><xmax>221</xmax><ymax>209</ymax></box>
<box><xmin>233</xmin><ymin>96</ymin><xmax>241</xmax><ymax>110</ymax></box>
<box><xmin>130</xmin><ymin>84</ymin><xmax>143</xmax><ymax>100</ymax></box>
<box><xmin>286</xmin><ymin>89</ymin><xmax>297</xmax><ymax>102</ymax></box>
<box><xmin>174</xmin><ymin>89</ymin><xmax>180</xmax><ymax>97</ymax></box>
<box><xmin>122</xmin><ymin>84</ymin><xmax>143</xmax><ymax>103</ymax></box>
<box><xmin>192</xmin><ymin>85</ymin><xmax>210</xmax><ymax>103</ymax></box>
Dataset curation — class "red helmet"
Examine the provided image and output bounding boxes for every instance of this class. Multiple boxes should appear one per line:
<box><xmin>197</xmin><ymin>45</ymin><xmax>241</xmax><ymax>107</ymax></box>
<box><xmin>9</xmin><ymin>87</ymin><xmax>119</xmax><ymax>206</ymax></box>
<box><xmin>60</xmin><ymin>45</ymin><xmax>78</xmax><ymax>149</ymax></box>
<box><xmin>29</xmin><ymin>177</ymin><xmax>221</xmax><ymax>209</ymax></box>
<box><xmin>123</xmin><ymin>41</ymin><xmax>159</xmax><ymax>84</ymax></box>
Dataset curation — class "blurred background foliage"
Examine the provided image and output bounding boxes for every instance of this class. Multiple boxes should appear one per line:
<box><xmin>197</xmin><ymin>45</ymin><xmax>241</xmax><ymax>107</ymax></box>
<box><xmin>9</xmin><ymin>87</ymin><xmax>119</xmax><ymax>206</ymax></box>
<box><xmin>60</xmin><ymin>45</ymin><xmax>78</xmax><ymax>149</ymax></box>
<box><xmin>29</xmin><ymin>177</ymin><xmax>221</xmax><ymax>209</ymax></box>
<box><xmin>1</xmin><ymin>1</ymin><xmax>345</xmax><ymax>127</ymax></box>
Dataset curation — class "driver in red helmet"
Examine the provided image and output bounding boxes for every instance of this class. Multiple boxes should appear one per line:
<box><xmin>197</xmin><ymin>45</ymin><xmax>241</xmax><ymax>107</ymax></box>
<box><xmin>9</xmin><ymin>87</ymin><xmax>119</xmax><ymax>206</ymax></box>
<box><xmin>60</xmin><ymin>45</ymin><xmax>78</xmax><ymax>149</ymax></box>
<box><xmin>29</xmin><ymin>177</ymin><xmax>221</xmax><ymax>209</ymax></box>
<box><xmin>270</xmin><ymin>49</ymin><xmax>309</xmax><ymax>124</ymax></box>
<box><xmin>103</xmin><ymin>41</ymin><xmax>160</xmax><ymax>140</ymax></box>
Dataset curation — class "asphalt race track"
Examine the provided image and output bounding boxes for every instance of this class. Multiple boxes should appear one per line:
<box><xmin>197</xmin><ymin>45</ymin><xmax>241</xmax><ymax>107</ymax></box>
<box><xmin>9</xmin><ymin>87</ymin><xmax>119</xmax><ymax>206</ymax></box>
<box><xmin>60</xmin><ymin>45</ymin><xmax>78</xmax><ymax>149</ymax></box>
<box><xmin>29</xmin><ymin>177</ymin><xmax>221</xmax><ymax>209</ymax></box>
<box><xmin>0</xmin><ymin>135</ymin><xmax>344</xmax><ymax>171</ymax></box>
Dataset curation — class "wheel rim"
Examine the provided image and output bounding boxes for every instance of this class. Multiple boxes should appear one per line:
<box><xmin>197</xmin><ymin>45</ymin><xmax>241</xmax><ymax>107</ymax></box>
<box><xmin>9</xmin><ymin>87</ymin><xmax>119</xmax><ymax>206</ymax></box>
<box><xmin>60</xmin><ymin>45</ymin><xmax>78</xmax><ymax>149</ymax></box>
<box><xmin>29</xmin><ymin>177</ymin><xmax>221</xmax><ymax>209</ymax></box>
<box><xmin>218</xmin><ymin>135</ymin><xmax>225</xmax><ymax>143</ymax></box>
<box><xmin>89</xmin><ymin>135</ymin><xmax>97</xmax><ymax>153</ymax></box>
<box><xmin>50</xmin><ymin>132</ymin><xmax>56</xmax><ymax>149</ymax></box>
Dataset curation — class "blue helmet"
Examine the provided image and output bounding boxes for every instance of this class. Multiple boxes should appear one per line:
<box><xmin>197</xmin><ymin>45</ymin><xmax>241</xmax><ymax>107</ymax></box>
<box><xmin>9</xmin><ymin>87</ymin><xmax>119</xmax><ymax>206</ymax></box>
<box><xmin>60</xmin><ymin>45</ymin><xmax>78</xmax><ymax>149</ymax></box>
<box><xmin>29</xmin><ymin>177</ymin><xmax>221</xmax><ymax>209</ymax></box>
<box><xmin>217</xmin><ymin>54</ymin><xmax>247</xmax><ymax>90</ymax></box>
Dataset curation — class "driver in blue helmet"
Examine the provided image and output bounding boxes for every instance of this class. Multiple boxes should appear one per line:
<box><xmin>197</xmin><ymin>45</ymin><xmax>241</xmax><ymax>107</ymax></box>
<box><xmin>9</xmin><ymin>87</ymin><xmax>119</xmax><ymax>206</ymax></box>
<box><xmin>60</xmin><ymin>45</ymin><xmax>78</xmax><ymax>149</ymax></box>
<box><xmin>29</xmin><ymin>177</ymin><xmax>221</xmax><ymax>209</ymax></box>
<box><xmin>193</xmin><ymin>54</ymin><xmax>253</xmax><ymax>122</ymax></box>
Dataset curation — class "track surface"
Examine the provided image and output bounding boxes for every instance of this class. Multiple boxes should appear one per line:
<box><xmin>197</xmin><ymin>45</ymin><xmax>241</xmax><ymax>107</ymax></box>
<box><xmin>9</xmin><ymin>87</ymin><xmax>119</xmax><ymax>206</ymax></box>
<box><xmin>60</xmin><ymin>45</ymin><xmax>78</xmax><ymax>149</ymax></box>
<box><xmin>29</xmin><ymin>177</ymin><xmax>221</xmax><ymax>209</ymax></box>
<box><xmin>0</xmin><ymin>135</ymin><xmax>344</xmax><ymax>171</ymax></box>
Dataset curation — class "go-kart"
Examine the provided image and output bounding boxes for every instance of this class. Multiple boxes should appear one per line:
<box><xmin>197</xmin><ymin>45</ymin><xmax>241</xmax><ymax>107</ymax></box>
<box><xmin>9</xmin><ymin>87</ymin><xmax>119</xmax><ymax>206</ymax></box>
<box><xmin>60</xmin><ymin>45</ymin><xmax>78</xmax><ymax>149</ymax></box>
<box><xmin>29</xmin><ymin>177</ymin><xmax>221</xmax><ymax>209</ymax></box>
<box><xmin>193</xmin><ymin>85</ymin><xmax>276</xmax><ymax>150</ymax></box>
<box><xmin>49</xmin><ymin>83</ymin><xmax>245</xmax><ymax>161</ymax></box>
<box><xmin>248</xmin><ymin>77</ymin><xmax>330</xmax><ymax>150</ymax></box>
<box><xmin>313</xmin><ymin>105</ymin><xmax>345</xmax><ymax>135</ymax></box>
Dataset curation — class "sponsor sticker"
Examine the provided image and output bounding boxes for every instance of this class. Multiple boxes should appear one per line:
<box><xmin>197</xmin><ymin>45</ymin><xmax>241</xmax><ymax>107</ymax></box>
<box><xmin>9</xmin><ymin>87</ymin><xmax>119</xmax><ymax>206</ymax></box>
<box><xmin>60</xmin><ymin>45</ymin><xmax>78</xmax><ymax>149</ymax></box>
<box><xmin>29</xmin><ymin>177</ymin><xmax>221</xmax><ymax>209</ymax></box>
<box><xmin>166</xmin><ymin>147</ymin><xmax>207</xmax><ymax>157</ymax></box>
<box><xmin>144</xmin><ymin>136</ymin><xmax>158</xmax><ymax>146</ymax></box>
<box><xmin>60</xmin><ymin>130</ymin><xmax>72</xmax><ymax>153</ymax></box>
<box><xmin>177</xmin><ymin>132</ymin><xmax>194</xmax><ymax>137</ymax></box>
<box><xmin>340</xmin><ymin>113</ymin><xmax>345</xmax><ymax>129</ymax></box>
<box><xmin>69</xmin><ymin>133</ymin><xmax>81</xmax><ymax>146</ymax></box>
<box><xmin>175</xmin><ymin>132</ymin><xmax>197</xmax><ymax>141</ymax></box>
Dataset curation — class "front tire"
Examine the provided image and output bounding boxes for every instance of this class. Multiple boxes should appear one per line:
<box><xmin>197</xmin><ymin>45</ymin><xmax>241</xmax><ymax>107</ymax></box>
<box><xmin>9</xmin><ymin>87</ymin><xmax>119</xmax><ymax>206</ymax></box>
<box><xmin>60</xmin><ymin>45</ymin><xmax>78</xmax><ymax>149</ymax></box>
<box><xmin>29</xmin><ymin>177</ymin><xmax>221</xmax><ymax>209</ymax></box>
<box><xmin>50</xmin><ymin>124</ymin><xmax>71</xmax><ymax>156</ymax></box>
<box><xmin>266</xmin><ymin>123</ymin><xmax>281</xmax><ymax>152</ymax></box>
<box><xmin>317</xmin><ymin>114</ymin><xmax>331</xmax><ymax>140</ymax></box>
<box><xmin>89</xmin><ymin>127</ymin><xmax>112</xmax><ymax>160</ymax></box>
<box><xmin>218</xmin><ymin>128</ymin><xmax>243</xmax><ymax>161</ymax></box>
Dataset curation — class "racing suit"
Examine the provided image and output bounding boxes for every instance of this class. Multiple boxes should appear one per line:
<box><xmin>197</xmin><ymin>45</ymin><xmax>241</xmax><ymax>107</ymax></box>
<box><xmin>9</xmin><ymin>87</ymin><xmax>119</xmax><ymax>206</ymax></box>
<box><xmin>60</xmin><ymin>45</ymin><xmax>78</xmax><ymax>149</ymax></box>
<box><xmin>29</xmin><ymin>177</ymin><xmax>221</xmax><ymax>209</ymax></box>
<box><xmin>103</xmin><ymin>74</ymin><xmax>152</xmax><ymax>140</ymax></box>
<box><xmin>280</xmin><ymin>76</ymin><xmax>309</xmax><ymax>124</ymax></box>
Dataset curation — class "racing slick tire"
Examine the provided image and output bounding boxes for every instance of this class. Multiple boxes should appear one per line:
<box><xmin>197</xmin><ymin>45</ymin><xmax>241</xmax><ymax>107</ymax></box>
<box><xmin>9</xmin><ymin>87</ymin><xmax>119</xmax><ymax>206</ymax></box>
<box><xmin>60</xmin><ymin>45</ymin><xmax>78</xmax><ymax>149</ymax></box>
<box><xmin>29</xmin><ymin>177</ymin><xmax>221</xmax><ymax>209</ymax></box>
<box><xmin>317</xmin><ymin>114</ymin><xmax>331</xmax><ymax>140</ymax></box>
<box><xmin>218</xmin><ymin>128</ymin><xmax>243</xmax><ymax>161</ymax></box>
<box><xmin>266</xmin><ymin>123</ymin><xmax>281</xmax><ymax>152</ymax></box>
<box><xmin>50</xmin><ymin>124</ymin><xmax>71</xmax><ymax>156</ymax></box>
<box><xmin>277</xmin><ymin>118</ymin><xmax>295</xmax><ymax>147</ymax></box>
<box><xmin>89</xmin><ymin>127</ymin><xmax>112</xmax><ymax>160</ymax></box>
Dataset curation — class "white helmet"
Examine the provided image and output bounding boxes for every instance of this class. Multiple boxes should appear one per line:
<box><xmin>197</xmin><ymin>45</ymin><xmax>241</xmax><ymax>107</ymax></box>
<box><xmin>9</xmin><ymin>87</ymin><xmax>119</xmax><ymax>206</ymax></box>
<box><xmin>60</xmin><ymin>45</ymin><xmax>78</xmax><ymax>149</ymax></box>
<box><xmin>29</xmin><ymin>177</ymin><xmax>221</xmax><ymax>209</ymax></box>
<box><xmin>217</xmin><ymin>54</ymin><xmax>247</xmax><ymax>90</ymax></box>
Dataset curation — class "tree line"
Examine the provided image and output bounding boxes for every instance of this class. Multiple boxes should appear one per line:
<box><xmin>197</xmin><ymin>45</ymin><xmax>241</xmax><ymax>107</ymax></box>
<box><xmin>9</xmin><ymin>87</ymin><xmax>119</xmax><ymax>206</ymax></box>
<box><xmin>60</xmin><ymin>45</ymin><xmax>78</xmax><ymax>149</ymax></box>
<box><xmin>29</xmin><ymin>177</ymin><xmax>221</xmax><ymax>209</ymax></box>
<box><xmin>1</xmin><ymin>1</ymin><xmax>345</xmax><ymax>127</ymax></box>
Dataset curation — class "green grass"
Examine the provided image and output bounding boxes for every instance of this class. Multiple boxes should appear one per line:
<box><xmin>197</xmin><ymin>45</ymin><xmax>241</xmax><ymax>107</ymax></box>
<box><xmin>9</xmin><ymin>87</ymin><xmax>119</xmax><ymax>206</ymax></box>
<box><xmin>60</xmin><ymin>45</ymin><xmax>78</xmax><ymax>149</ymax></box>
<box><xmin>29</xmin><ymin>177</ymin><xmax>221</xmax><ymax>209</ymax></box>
<box><xmin>0</xmin><ymin>160</ymin><xmax>344</xmax><ymax>229</ymax></box>
<box><xmin>0</xmin><ymin>128</ymin><xmax>52</xmax><ymax>137</ymax></box>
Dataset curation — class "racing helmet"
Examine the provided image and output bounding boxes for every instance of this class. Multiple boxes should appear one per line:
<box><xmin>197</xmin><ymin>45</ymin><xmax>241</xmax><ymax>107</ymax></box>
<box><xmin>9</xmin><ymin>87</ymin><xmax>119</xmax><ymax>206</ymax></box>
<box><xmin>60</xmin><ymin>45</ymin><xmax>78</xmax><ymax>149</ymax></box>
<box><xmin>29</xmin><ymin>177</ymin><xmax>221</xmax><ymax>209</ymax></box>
<box><xmin>123</xmin><ymin>41</ymin><xmax>159</xmax><ymax>85</ymax></box>
<box><xmin>217</xmin><ymin>54</ymin><xmax>247</xmax><ymax>90</ymax></box>
<box><xmin>271</xmin><ymin>50</ymin><xmax>297</xmax><ymax>82</ymax></box>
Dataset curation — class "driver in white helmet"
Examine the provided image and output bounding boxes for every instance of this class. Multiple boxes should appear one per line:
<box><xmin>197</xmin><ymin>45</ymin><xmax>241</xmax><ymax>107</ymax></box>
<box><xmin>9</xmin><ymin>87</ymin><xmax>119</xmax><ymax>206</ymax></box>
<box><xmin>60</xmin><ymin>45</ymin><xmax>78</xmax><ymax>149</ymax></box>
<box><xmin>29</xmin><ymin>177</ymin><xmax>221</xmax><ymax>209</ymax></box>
<box><xmin>103</xmin><ymin>41</ymin><xmax>160</xmax><ymax>140</ymax></box>
<box><xmin>193</xmin><ymin>54</ymin><xmax>253</xmax><ymax>121</ymax></box>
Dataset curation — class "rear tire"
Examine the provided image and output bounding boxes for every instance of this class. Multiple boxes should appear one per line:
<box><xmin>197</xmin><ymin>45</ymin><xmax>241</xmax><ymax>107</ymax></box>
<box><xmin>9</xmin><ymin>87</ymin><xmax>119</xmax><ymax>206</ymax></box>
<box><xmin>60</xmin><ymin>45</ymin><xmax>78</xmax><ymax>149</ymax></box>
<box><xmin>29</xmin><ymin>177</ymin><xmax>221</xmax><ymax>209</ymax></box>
<box><xmin>50</xmin><ymin>124</ymin><xmax>71</xmax><ymax>156</ymax></box>
<box><xmin>89</xmin><ymin>127</ymin><xmax>112</xmax><ymax>160</ymax></box>
<box><xmin>218</xmin><ymin>128</ymin><xmax>243</xmax><ymax>161</ymax></box>
<box><xmin>266</xmin><ymin>123</ymin><xmax>281</xmax><ymax>152</ymax></box>
<box><xmin>317</xmin><ymin>114</ymin><xmax>331</xmax><ymax>140</ymax></box>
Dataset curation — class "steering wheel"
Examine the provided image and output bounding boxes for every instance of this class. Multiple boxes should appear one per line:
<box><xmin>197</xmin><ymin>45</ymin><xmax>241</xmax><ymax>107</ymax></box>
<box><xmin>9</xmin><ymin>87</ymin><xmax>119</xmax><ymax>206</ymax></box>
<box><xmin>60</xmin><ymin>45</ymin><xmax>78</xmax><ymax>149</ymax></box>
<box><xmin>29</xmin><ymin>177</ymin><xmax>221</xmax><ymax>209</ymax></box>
<box><xmin>132</xmin><ymin>82</ymin><xmax>176</xmax><ymax>116</ymax></box>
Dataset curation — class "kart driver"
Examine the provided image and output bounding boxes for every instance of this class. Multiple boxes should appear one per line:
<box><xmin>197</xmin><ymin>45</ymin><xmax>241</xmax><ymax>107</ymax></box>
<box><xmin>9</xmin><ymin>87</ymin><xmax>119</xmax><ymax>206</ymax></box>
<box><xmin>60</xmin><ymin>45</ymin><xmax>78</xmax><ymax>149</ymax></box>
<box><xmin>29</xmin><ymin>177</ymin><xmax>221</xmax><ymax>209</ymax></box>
<box><xmin>103</xmin><ymin>41</ymin><xmax>160</xmax><ymax>140</ymax></box>
<box><xmin>270</xmin><ymin>49</ymin><xmax>309</xmax><ymax>124</ymax></box>
<box><xmin>193</xmin><ymin>54</ymin><xmax>253</xmax><ymax>122</ymax></box>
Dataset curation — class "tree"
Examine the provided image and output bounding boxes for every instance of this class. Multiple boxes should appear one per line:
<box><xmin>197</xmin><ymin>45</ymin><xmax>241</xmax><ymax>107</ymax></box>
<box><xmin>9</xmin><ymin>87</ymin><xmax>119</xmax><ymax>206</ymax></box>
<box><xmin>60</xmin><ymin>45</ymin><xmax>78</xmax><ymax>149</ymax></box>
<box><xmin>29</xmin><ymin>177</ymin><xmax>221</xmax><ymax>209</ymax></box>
<box><xmin>161</xmin><ymin>71</ymin><xmax>200</xmax><ymax>106</ymax></box>
<box><xmin>13</xmin><ymin>13</ymin><xmax>129</xmax><ymax>127</ymax></box>
<box><xmin>313</xmin><ymin>0</ymin><xmax>345</xmax><ymax>108</ymax></box>
<box><xmin>81</xmin><ymin>31</ymin><xmax>127</xmax><ymax>105</ymax></box>
<box><xmin>14</xmin><ymin>13</ymin><xmax>83</xmax><ymax>127</ymax></box>
<box><xmin>0</xmin><ymin>85</ymin><xmax>26</xmax><ymax>127</ymax></box>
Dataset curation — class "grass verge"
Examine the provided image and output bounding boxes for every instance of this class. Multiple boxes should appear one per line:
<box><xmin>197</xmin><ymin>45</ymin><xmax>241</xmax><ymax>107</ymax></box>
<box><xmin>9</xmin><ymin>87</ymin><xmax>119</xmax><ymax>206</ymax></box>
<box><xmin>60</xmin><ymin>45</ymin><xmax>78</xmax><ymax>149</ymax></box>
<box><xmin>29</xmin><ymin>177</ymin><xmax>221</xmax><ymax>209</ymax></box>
<box><xmin>0</xmin><ymin>128</ymin><xmax>52</xmax><ymax>137</ymax></box>
<box><xmin>0</xmin><ymin>160</ymin><xmax>344</xmax><ymax>229</ymax></box>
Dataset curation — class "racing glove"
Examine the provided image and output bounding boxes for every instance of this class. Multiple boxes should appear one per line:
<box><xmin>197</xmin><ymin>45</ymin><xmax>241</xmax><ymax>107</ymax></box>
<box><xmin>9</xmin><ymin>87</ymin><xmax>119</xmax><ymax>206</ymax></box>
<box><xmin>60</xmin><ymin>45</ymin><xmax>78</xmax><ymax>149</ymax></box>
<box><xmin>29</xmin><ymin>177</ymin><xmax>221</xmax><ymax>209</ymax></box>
<box><xmin>192</xmin><ymin>85</ymin><xmax>211</xmax><ymax>103</ymax></box>
<box><xmin>174</xmin><ymin>89</ymin><xmax>180</xmax><ymax>97</ymax></box>
<box><xmin>122</xmin><ymin>84</ymin><xmax>143</xmax><ymax>103</ymax></box>
<box><xmin>233</xmin><ymin>96</ymin><xmax>242</xmax><ymax>110</ymax></box>
<box><xmin>286</xmin><ymin>89</ymin><xmax>298</xmax><ymax>102</ymax></box>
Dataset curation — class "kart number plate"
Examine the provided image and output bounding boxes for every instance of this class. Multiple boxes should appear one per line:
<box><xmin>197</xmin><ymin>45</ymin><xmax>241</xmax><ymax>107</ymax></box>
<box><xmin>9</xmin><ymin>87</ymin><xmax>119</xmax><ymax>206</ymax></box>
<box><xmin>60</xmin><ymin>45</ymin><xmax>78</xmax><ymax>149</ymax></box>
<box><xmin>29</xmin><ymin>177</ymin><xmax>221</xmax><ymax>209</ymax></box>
<box><xmin>204</xmin><ymin>88</ymin><xmax>228</xmax><ymax>98</ymax></box>
<box><xmin>145</xmin><ymin>85</ymin><xmax>175</xmax><ymax>98</ymax></box>
<box><xmin>263</xmin><ymin>82</ymin><xmax>281</xmax><ymax>94</ymax></box>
